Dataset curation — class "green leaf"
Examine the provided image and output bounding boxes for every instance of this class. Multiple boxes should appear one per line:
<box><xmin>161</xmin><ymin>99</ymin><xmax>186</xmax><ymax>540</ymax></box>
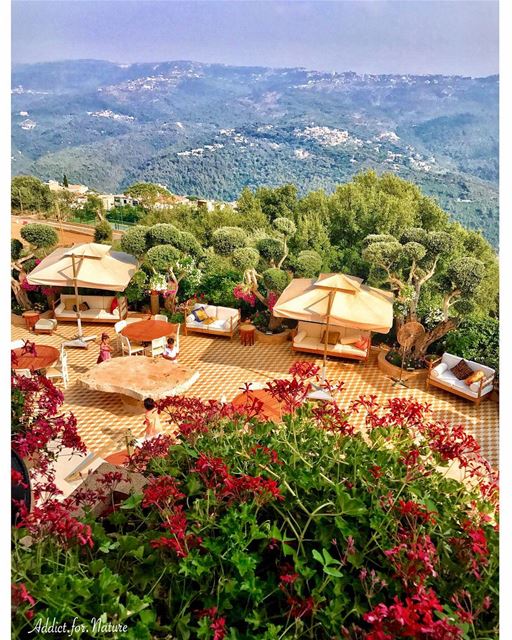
<box><xmin>312</xmin><ymin>549</ymin><xmax>324</xmax><ymax>565</ymax></box>
<box><xmin>139</xmin><ymin>609</ymin><xmax>156</xmax><ymax>625</ymax></box>
<box><xmin>322</xmin><ymin>548</ymin><xmax>339</xmax><ymax>566</ymax></box>
<box><xmin>120</xmin><ymin>493</ymin><xmax>143</xmax><ymax>510</ymax></box>
<box><xmin>282</xmin><ymin>543</ymin><xmax>296</xmax><ymax>557</ymax></box>
<box><xmin>323</xmin><ymin>566</ymin><xmax>343</xmax><ymax>578</ymax></box>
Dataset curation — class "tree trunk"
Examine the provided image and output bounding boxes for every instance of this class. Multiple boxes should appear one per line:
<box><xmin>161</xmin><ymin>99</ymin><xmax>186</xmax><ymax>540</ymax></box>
<box><xmin>11</xmin><ymin>278</ymin><xmax>31</xmax><ymax>310</ymax></box>
<box><xmin>411</xmin><ymin>319</ymin><xmax>459</xmax><ymax>358</ymax></box>
<box><xmin>150</xmin><ymin>292</ymin><xmax>160</xmax><ymax>315</ymax></box>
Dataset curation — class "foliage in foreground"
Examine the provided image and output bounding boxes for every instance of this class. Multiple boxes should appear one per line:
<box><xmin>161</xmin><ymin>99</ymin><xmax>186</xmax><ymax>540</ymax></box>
<box><xmin>12</xmin><ymin>363</ymin><xmax>498</xmax><ymax>639</ymax></box>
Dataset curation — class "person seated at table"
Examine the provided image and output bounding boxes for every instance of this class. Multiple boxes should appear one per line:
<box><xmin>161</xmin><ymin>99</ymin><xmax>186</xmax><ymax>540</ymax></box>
<box><xmin>143</xmin><ymin>398</ymin><xmax>162</xmax><ymax>438</ymax></box>
<box><xmin>162</xmin><ymin>336</ymin><xmax>179</xmax><ymax>362</ymax></box>
<box><xmin>97</xmin><ymin>333</ymin><xmax>113</xmax><ymax>364</ymax></box>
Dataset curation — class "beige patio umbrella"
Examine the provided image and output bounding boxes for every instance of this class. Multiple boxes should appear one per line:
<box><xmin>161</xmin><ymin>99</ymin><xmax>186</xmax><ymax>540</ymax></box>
<box><xmin>273</xmin><ymin>273</ymin><xmax>394</xmax><ymax>377</ymax></box>
<box><xmin>27</xmin><ymin>243</ymin><xmax>138</xmax><ymax>348</ymax></box>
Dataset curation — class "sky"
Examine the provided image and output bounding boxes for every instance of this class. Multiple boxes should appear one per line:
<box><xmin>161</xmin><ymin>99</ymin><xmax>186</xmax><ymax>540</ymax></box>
<box><xmin>11</xmin><ymin>1</ymin><xmax>499</xmax><ymax>77</ymax></box>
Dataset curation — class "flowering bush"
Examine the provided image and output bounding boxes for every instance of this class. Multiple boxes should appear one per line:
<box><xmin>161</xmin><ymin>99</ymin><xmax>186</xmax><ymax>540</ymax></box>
<box><xmin>12</xmin><ymin>364</ymin><xmax>498</xmax><ymax>639</ymax></box>
<box><xmin>233</xmin><ymin>283</ymin><xmax>257</xmax><ymax>306</ymax></box>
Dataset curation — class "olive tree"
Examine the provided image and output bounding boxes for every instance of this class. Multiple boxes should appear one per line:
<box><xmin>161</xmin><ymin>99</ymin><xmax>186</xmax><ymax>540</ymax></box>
<box><xmin>362</xmin><ymin>228</ymin><xmax>486</xmax><ymax>356</ymax></box>
<box><xmin>295</xmin><ymin>250</ymin><xmax>323</xmax><ymax>277</ymax></box>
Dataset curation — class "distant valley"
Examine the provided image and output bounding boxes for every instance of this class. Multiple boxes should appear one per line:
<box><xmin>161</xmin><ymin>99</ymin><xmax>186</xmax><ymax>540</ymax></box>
<box><xmin>11</xmin><ymin>60</ymin><xmax>499</xmax><ymax>246</ymax></box>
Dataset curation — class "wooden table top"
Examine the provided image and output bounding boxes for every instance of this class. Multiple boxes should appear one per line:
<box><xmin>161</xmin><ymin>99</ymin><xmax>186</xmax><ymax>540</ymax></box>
<box><xmin>22</xmin><ymin>310</ymin><xmax>40</xmax><ymax>318</ymax></box>
<box><xmin>80</xmin><ymin>356</ymin><xmax>199</xmax><ymax>400</ymax></box>
<box><xmin>232</xmin><ymin>388</ymin><xmax>283</xmax><ymax>421</ymax></box>
<box><xmin>121</xmin><ymin>320</ymin><xmax>178</xmax><ymax>342</ymax></box>
<box><xmin>13</xmin><ymin>345</ymin><xmax>60</xmax><ymax>370</ymax></box>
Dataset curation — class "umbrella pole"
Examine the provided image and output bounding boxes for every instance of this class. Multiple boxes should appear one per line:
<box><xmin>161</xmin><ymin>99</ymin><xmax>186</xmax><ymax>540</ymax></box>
<box><xmin>63</xmin><ymin>254</ymin><xmax>96</xmax><ymax>349</ymax></box>
<box><xmin>322</xmin><ymin>290</ymin><xmax>334</xmax><ymax>382</ymax></box>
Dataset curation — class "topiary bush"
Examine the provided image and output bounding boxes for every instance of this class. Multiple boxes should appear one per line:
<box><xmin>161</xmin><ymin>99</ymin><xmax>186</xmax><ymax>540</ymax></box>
<box><xmin>232</xmin><ymin>247</ymin><xmax>260</xmax><ymax>271</ymax></box>
<box><xmin>145</xmin><ymin>245</ymin><xmax>182</xmax><ymax>272</ymax></box>
<box><xmin>93</xmin><ymin>220</ymin><xmax>113</xmax><ymax>244</ymax></box>
<box><xmin>212</xmin><ymin>227</ymin><xmax>247</xmax><ymax>255</ymax></box>
<box><xmin>120</xmin><ymin>225</ymin><xmax>150</xmax><ymax>258</ymax></box>
<box><xmin>295</xmin><ymin>250</ymin><xmax>323</xmax><ymax>277</ymax></box>
<box><xmin>11</xmin><ymin>239</ymin><xmax>24</xmax><ymax>261</ymax></box>
<box><xmin>256</xmin><ymin>237</ymin><xmax>285</xmax><ymax>264</ymax></box>
<box><xmin>147</xmin><ymin>223</ymin><xmax>180</xmax><ymax>247</ymax></box>
<box><xmin>20</xmin><ymin>224</ymin><xmax>58</xmax><ymax>250</ymax></box>
<box><xmin>12</xmin><ymin>364</ymin><xmax>498</xmax><ymax>639</ymax></box>
<box><xmin>171</xmin><ymin>230</ymin><xmax>203</xmax><ymax>258</ymax></box>
<box><xmin>262</xmin><ymin>268</ymin><xmax>290</xmax><ymax>294</ymax></box>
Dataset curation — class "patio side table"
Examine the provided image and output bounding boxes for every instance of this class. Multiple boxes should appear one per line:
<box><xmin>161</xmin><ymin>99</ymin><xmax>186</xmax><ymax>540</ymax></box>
<box><xmin>239</xmin><ymin>324</ymin><xmax>255</xmax><ymax>346</ymax></box>
<box><xmin>22</xmin><ymin>310</ymin><xmax>40</xmax><ymax>331</ymax></box>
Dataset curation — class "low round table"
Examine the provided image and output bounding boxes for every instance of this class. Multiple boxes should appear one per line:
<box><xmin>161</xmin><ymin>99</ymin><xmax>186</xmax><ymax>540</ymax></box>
<box><xmin>121</xmin><ymin>320</ymin><xmax>178</xmax><ymax>345</ymax></box>
<box><xmin>80</xmin><ymin>356</ymin><xmax>200</xmax><ymax>413</ymax></box>
<box><xmin>12</xmin><ymin>345</ymin><xmax>60</xmax><ymax>371</ymax></box>
<box><xmin>22</xmin><ymin>311</ymin><xmax>40</xmax><ymax>331</ymax></box>
<box><xmin>239</xmin><ymin>323</ymin><xmax>256</xmax><ymax>346</ymax></box>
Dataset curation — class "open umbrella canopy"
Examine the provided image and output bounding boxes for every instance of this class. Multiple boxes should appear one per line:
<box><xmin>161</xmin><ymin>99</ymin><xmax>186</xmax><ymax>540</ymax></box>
<box><xmin>273</xmin><ymin>273</ymin><xmax>394</xmax><ymax>333</ymax></box>
<box><xmin>27</xmin><ymin>243</ymin><xmax>138</xmax><ymax>291</ymax></box>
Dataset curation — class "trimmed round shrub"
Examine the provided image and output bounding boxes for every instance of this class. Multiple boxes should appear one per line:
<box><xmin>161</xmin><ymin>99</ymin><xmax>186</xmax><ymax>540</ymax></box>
<box><xmin>120</xmin><ymin>226</ymin><xmax>150</xmax><ymax>258</ymax></box>
<box><xmin>147</xmin><ymin>223</ymin><xmax>180</xmax><ymax>247</ymax></box>
<box><xmin>145</xmin><ymin>245</ymin><xmax>181</xmax><ymax>272</ymax></box>
<box><xmin>93</xmin><ymin>221</ymin><xmax>113</xmax><ymax>244</ymax></box>
<box><xmin>295</xmin><ymin>250</ymin><xmax>323</xmax><ymax>277</ymax></box>
<box><xmin>20</xmin><ymin>223</ymin><xmax>58</xmax><ymax>250</ymax></box>
<box><xmin>402</xmin><ymin>241</ymin><xmax>427</xmax><ymax>262</ymax></box>
<box><xmin>212</xmin><ymin>227</ymin><xmax>247</xmax><ymax>255</ymax></box>
<box><xmin>262</xmin><ymin>268</ymin><xmax>290</xmax><ymax>293</ymax></box>
<box><xmin>273</xmin><ymin>217</ymin><xmax>296</xmax><ymax>237</ymax></box>
<box><xmin>256</xmin><ymin>238</ymin><xmax>285</xmax><ymax>264</ymax></box>
<box><xmin>172</xmin><ymin>230</ymin><xmax>203</xmax><ymax>258</ymax></box>
<box><xmin>232</xmin><ymin>247</ymin><xmax>260</xmax><ymax>271</ymax></box>
<box><xmin>11</xmin><ymin>239</ymin><xmax>23</xmax><ymax>261</ymax></box>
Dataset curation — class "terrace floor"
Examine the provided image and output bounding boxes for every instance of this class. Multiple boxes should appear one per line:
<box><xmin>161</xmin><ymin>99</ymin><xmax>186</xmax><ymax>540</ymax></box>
<box><xmin>12</xmin><ymin>319</ymin><xmax>499</xmax><ymax>467</ymax></box>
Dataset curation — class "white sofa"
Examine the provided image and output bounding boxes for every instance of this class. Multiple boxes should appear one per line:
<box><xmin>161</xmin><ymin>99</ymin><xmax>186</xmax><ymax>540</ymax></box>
<box><xmin>54</xmin><ymin>294</ymin><xmax>128</xmax><ymax>324</ymax></box>
<box><xmin>185</xmin><ymin>303</ymin><xmax>240</xmax><ymax>339</ymax></box>
<box><xmin>426</xmin><ymin>352</ymin><xmax>495</xmax><ymax>405</ymax></box>
<box><xmin>292</xmin><ymin>321</ymin><xmax>371</xmax><ymax>362</ymax></box>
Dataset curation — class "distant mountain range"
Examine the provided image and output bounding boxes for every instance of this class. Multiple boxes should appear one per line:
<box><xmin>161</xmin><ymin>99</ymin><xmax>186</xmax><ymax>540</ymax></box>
<box><xmin>11</xmin><ymin>59</ymin><xmax>499</xmax><ymax>246</ymax></box>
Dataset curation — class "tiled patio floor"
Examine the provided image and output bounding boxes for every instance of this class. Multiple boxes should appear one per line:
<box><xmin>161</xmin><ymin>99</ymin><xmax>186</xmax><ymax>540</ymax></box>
<box><xmin>12</xmin><ymin>319</ymin><xmax>499</xmax><ymax>467</ymax></box>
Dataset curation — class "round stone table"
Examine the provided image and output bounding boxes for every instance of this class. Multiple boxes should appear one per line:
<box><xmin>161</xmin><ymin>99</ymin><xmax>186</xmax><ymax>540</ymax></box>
<box><xmin>80</xmin><ymin>356</ymin><xmax>200</xmax><ymax>413</ymax></box>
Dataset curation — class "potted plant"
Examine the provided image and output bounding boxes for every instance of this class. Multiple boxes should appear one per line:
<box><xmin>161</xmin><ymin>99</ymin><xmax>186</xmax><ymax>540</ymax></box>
<box><xmin>147</xmin><ymin>273</ymin><xmax>168</xmax><ymax>315</ymax></box>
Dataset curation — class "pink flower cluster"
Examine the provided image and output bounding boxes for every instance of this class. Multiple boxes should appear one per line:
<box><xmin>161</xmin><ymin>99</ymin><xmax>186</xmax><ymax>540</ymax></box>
<box><xmin>233</xmin><ymin>284</ymin><xmax>256</xmax><ymax>306</ymax></box>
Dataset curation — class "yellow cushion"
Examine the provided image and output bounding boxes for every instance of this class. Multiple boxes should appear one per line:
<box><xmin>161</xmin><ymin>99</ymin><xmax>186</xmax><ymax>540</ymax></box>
<box><xmin>321</xmin><ymin>330</ymin><xmax>340</xmax><ymax>346</ymax></box>
<box><xmin>202</xmin><ymin>317</ymin><xmax>215</xmax><ymax>325</ymax></box>
<box><xmin>194</xmin><ymin>309</ymin><xmax>209</xmax><ymax>322</ymax></box>
<box><xmin>465</xmin><ymin>370</ymin><xmax>485</xmax><ymax>386</ymax></box>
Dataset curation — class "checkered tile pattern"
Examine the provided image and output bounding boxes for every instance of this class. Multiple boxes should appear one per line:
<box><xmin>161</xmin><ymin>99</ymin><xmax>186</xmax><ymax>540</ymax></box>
<box><xmin>12</xmin><ymin>319</ymin><xmax>499</xmax><ymax>467</ymax></box>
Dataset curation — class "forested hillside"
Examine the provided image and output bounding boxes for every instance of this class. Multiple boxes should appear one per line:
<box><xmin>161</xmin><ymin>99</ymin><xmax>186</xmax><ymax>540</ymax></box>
<box><xmin>11</xmin><ymin>60</ymin><xmax>499</xmax><ymax>246</ymax></box>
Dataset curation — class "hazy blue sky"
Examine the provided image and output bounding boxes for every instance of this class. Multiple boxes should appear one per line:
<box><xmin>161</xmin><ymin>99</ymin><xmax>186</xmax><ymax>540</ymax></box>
<box><xmin>12</xmin><ymin>1</ymin><xmax>498</xmax><ymax>76</ymax></box>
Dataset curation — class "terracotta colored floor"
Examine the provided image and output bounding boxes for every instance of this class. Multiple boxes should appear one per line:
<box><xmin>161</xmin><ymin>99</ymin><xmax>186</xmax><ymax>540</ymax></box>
<box><xmin>12</xmin><ymin>320</ymin><xmax>499</xmax><ymax>467</ymax></box>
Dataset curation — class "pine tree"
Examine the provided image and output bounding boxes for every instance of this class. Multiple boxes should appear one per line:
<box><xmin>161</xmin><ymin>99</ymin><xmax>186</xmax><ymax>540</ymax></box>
<box><xmin>63</xmin><ymin>174</ymin><xmax>69</xmax><ymax>188</ymax></box>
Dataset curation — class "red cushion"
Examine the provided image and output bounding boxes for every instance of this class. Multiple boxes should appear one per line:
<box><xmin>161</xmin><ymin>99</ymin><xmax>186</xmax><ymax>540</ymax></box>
<box><xmin>353</xmin><ymin>337</ymin><xmax>369</xmax><ymax>351</ymax></box>
<box><xmin>110</xmin><ymin>298</ymin><xmax>119</xmax><ymax>314</ymax></box>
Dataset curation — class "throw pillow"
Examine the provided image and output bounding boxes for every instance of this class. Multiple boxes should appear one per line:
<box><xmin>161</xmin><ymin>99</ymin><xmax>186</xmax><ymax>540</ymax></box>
<box><xmin>450</xmin><ymin>359</ymin><xmax>474</xmax><ymax>380</ymax></box>
<box><xmin>353</xmin><ymin>337</ymin><xmax>369</xmax><ymax>351</ymax></box>
<box><xmin>431</xmin><ymin>362</ymin><xmax>448</xmax><ymax>378</ymax></box>
<box><xmin>321</xmin><ymin>330</ymin><xmax>340</xmax><ymax>345</ymax></box>
<box><xmin>450</xmin><ymin>359</ymin><xmax>473</xmax><ymax>380</ymax></box>
<box><xmin>464</xmin><ymin>369</ymin><xmax>485</xmax><ymax>386</ymax></box>
<box><xmin>192</xmin><ymin>307</ymin><xmax>207</xmax><ymax>322</ymax></box>
<box><xmin>110</xmin><ymin>298</ymin><xmax>119</xmax><ymax>314</ymax></box>
<box><xmin>202</xmin><ymin>317</ymin><xmax>215</xmax><ymax>325</ymax></box>
<box><xmin>339</xmin><ymin>335</ymin><xmax>362</xmax><ymax>345</ymax></box>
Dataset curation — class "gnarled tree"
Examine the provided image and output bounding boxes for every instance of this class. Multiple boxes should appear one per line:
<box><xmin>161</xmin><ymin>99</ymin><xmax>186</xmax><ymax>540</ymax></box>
<box><xmin>362</xmin><ymin>228</ymin><xmax>486</xmax><ymax>357</ymax></box>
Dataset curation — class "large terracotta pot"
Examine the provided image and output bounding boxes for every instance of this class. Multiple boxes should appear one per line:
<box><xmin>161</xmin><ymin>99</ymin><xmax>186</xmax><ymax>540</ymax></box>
<box><xmin>254</xmin><ymin>328</ymin><xmax>291</xmax><ymax>345</ymax></box>
<box><xmin>150</xmin><ymin>292</ymin><xmax>160</xmax><ymax>315</ymax></box>
<box><xmin>377</xmin><ymin>350</ymin><xmax>427</xmax><ymax>382</ymax></box>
